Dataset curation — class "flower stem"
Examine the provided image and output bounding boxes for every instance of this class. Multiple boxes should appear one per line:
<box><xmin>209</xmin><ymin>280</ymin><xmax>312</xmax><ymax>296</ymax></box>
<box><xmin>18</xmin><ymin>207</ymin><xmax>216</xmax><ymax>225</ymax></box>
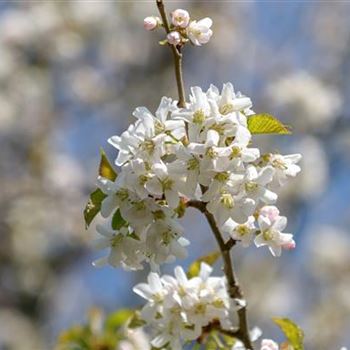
<box><xmin>156</xmin><ymin>0</ymin><xmax>186</xmax><ymax>108</ymax></box>
<box><xmin>187</xmin><ymin>200</ymin><xmax>254</xmax><ymax>349</ymax></box>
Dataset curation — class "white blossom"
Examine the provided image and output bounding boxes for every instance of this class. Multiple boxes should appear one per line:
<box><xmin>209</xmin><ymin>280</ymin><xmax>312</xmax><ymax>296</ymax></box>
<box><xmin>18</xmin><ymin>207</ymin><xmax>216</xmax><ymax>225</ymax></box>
<box><xmin>260</xmin><ymin>339</ymin><xmax>279</xmax><ymax>350</ymax></box>
<box><xmin>188</xmin><ymin>18</ymin><xmax>213</xmax><ymax>46</ymax></box>
<box><xmin>133</xmin><ymin>263</ymin><xmax>237</xmax><ymax>350</ymax></box>
<box><xmin>255</xmin><ymin>212</ymin><xmax>295</xmax><ymax>257</ymax></box>
<box><xmin>221</xmin><ymin>216</ymin><xmax>256</xmax><ymax>247</ymax></box>
<box><xmin>92</xmin><ymin>82</ymin><xmax>301</xmax><ymax>270</ymax></box>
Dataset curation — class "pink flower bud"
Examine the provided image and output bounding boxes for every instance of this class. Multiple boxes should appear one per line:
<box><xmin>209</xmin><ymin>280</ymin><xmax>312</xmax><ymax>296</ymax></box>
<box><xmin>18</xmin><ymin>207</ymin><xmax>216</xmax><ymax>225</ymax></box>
<box><xmin>259</xmin><ymin>205</ymin><xmax>280</xmax><ymax>223</ymax></box>
<box><xmin>282</xmin><ymin>239</ymin><xmax>296</xmax><ymax>250</ymax></box>
<box><xmin>171</xmin><ymin>9</ymin><xmax>190</xmax><ymax>28</ymax></box>
<box><xmin>167</xmin><ymin>31</ymin><xmax>181</xmax><ymax>45</ymax></box>
<box><xmin>143</xmin><ymin>16</ymin><xmax>159</xmax><ymax>31</ymax></box>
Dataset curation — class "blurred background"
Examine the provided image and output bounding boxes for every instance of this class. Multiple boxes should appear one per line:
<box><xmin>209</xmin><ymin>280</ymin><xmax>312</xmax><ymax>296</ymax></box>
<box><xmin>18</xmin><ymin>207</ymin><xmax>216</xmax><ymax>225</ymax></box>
<box><xmin>0</xmin><ymin>1</ymin><xmax>349</xmax><ymax>349</ymax></box>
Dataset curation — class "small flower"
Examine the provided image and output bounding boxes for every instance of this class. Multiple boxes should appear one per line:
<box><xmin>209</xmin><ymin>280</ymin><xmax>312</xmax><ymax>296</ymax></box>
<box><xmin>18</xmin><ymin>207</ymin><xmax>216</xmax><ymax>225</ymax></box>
<box><xmin>188</xmin><ymin>18</ymin><xmax>213</xmax><ymax>46</ymax></box>
<box><xmin>143</xmin><ymin>16</ymin><xmax>160</xmax><ymax>31</ymax></box>
<box><xmin>255</xmin><ymin>214</ymin><xmax>294</xmax><ymax>257</ymax></box>
<box><xmin>167</xmin><ymin>31</ymin><xmax>181</xmax><ymax>45</ymax></box>
<box><xmin>259</xmin><ymin>205</ymin><xmax>280</xmax><ymax>223</ymax></box>
<box><xmin>221</xmin><ymin>216</ymin><xmax>256</xmax><ymax>247</ymax></box>
<box><xmin>260</xmin><ymin>339</ymin><xmax>279</xmax><ymax>350</ymax></box>
<box><xmin>171</xmin><ymin>9</ymin><xmax>190</xmax><ymax>28</ymax></box>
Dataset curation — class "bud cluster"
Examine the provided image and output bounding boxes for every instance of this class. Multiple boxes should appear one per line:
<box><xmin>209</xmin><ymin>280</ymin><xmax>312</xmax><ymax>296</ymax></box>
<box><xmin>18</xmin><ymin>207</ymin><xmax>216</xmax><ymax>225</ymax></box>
<box><xmin>144</xmin><ymin>8</ymin><xmax>213</xmax><ymax>46</ymax></box>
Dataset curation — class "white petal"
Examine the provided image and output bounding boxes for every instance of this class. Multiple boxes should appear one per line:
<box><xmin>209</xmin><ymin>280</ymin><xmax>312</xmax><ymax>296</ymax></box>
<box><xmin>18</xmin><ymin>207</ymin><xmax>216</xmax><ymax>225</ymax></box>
<box><xmin>206</xmin><ymin>129</ymin><xmax>220</xmax><ymax>147</ymax></box>
<box><xmin>165</xmin><ymin>189</ymin><xmax>180</xmax><ymax>208</ymax></box>
<box><xmin>273</xmin><ymin>216</ymin><xmax>287</xmax><ymax>231</ymax></box>
<box><xmin>257</xmin><ymin>166</ymin><xmax>275</xmax><ymax>185</ymax></box>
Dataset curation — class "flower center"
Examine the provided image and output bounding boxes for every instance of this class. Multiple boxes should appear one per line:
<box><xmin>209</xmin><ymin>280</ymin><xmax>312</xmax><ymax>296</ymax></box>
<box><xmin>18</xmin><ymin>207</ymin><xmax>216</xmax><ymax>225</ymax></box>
<box><xmin>220</xmin><ymin>193</ymin><xmax>234</xmax><ymax>209</ymax></box>
<box><xmin>215</xmin><ymin>171</ymin><xmax>229</xmax><ymax>182</ymax></box>
<box><xmin>206</xmin><ymin>147</ymin><xmax>218</xmax><ymax>159</ymax></box>
<box><xmin>263</xmin><ymin>229</ymin><xmax>275</xmax><ymax>241</ymax></box>
<box><xmin>272</xmin><ymin>158</ymin><xmax>288</xmax><ymax>170</ymax></box>
<box><xmin>162</xmin><ymin>177</ymin><xmax>174</xmax><ymax>190</ymax></box>
<box><xmin>236</xmin><ymin>224</ymin><xmax>250</xmax><ymax>236</ymax></box>
<box><xmin>230</xmin><ymin>146</ymin><xmax>241</xmax><ymax>159</ymax></box>
<box><xmin>245</xmin><ymin>181</ymin><xmax>258</xmax><ymax>192</ymax></box>
<box><xmin>141</xmin><ymin>139</ymin><xmax>155</xmax><ymax>155</ymax></box>
<box><xmin>116</xmin><ymin>188</ymin><xmax>129</xmax><ymax>201</ymax></box>
<box><xmin>219</xmin><ymin>103</ymin><xmax>234</xmax><ymax>115</ymax></box>
<box><xmin>193</xmin><ymin>109</ymin><xmax>206</xmax><ymax>124</ymax></box>
<box><xmin>187</xmin><ymin>157</ymin><xmax>199</xmax><ymax>170</ymax></box>
<box><xmin>138</xmin><ymin>174</ymin><xmax>149</xmax><ymax>186</ymax></box>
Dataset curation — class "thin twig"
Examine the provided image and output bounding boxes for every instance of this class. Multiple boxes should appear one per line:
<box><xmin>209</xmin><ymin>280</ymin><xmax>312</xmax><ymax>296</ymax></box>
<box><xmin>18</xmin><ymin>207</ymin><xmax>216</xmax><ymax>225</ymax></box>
<box><xmin>187</xmin><ymin>200</ymin><xmax>254</xmax><ymax>349</ymax></box>
<box><xmin>156</xmin><ymin>0</ymin><xmax>186</xmax><ymax>107</ymax></box>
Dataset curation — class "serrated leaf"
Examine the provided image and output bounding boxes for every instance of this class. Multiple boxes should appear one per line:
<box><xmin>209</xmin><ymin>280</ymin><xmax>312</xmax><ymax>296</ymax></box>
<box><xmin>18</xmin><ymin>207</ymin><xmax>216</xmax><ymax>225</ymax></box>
<box><xmin>128</xmin><ymin>311</ymin><xmax>146</xmax><ymax>329</ymax></box>
<box><xmin>187</xmin><ymin>251</ymin><xmax>221</xmax><ymax>278</ymax></box>
<box><xmin>247</xmin><ymin>113</ymin><xmax>291</xmax><ymax>135</ymax></box>
<box><xmin>111</xmin><ymin>209</ymin><xmax>127</xmax><ymax>230</ymax></box>
<box><xmin>99</xmin><ymin>148</ymin><xmax>117</xmax><ymax>180</ymax></box>
<box><xmin>83</xmin><ymin>188</ymin><xmax>107</xmax><ymax>229</ymax></box>
<box><xmin>273</xmin><ymin>317</ymin><xmax>304</xmax><ymax>350</ymax></box>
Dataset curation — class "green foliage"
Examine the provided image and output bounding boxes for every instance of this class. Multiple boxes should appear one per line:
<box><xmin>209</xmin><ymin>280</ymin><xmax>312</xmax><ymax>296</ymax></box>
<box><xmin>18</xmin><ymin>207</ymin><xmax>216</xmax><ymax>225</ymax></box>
<box><xmin>273</xmin><ymin>317</ymin><xmax>304</xmax><ymax>350</ymax></box>
<box><xmin>83</xmin><ymin>189</ymin><xmax>107</xmax><ymax>229</ymax></box>
<box><xmin>105</xmin><ymin>308</ymin><xmax>134</xmax><ymax>330</ymax></box>
<box><xmin>247</xmin><ymin>113</ymin><xmax>291</xmax><ymax>135</ymax></box>
<box><xmin>204</xmin><ymin>331</ymin><xmax>236</xmax><ymax>349</ymax></box>
<box><xmin>111</xmin><ymin>209</ymin><xmax>127</xmax><ymax>230</ymax></box>
<box><xmin>55</xmin><ymin>308</ymin><xmax>130</xmax><ymax>350</ymax></box>
<box><xmin>187</xmin><ymin>251</ymin><xmax>221</xmax><ymax>278</ymax></box>
<box><xmin>128</xmin><ymin>310</ymin><xmax>147</xmax><ymax>329</ymax></box>
<box><xmin>99</xmin><ymin>148</ymin><xmax>117</xmax><ymax>181</ymax></box>
<box><xmin>83</xmin><ymin>149</ymin><xmax>117</xmax><ymax>229</ymax></box>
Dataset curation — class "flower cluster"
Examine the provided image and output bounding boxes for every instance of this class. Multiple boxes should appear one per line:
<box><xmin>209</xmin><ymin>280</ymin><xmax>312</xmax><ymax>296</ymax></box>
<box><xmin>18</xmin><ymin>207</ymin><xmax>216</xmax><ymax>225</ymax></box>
<box><xmin>133</xmin><ymin>263</ymin><xmax>238</xmax><ymax>350</ymax></box>
<box><xmin>144</xmin><ymin>9</ymin><xmax>213</xmax><ymax>46</ymax></box>
<box><xmin>93</xmin><ymin>83</ymin><xmax>301</xmax><ymax>271</ymax></box>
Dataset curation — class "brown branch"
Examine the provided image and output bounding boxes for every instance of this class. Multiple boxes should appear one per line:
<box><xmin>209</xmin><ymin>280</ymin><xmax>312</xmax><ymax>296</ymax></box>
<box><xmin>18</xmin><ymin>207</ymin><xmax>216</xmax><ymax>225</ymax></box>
<box><xmin>187</xmin><ymin>200</ymin><xmax>254</xmax><ymax>349</ymax></box>
<box><xmin>156</xmin><ymin>0</ymin><xmax>186</xmax><ymax>108</ymax></box>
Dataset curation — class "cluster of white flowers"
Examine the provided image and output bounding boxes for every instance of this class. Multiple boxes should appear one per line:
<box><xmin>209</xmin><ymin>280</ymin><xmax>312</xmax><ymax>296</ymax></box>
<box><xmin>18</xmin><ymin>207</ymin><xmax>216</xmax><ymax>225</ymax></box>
<box><xmin>133</xmin><ymin>263</ymin><xmax>239</xmax><ymax>350</ymax></box>
<box><xmin>93</xmin><ymin>82</ymin><xmax>301</xmax><ymax>271</ymax></box>
<box><xmin>233</xmin><ymin>338</ymin><xmax>278</xmax><ymax>350</ymax></box>
<box><xmin>144</xmin><ymin>9</ymin><xmax>213</xmax><ymax>46</ymax></box>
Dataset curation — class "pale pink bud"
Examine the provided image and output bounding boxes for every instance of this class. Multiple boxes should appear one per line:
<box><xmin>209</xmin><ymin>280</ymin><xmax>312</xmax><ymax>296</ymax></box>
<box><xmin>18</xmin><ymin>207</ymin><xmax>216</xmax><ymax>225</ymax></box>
<box><xmin>282</xmin><ymin>239</ymin><xmax>296</xmax><ymax>250</ymax></box>
<box><xmin>171</xmin><ymin>9</ymin><xmax>190</xmax><ymax>28</ymax></box>
<box><xmin>259</xmin><ymin>205</ymin><xmax>280</xmax><ymax>223</ymax></box>
<box><xmin>143</xmin><ymin>16</ymin><xmax>159</xmax><ymax>31</ymax></box>
<box><xmin>167</xmin><ymin>31</ymin><xmax>181</xmax><ymax>45</ymax></box>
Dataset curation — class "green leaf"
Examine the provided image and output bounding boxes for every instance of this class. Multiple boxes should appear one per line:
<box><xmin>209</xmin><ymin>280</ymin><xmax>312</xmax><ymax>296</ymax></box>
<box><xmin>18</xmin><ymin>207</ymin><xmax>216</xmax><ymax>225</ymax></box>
<box><xmin>128</xmin><ymin>311</ymin><xmax>146</xmax><ymax>329</ymax></box>
<box><xmin>83</xmin><ymin>188</ymin><xmax>107</xmax><ymax>229</ymax></box>
<box><xmin>99</xmin><ymin>148</ymin><xmax>117</xmax><ymax>181</ymax></box>
<box><xmin>159</xmin><ymin>39</ymin><xmax>168</xmax><ymax>46</ymax></box>
<box><xmin>111</xmin><ymin>209</ymin><xmax>127</xmax><ymax>230</ymax></box>
<box><xmin>83</xmin><ymin>149</ymin><xmax>117</xmax><ymax>229</ymax></box>
<box><xmin>273</xmin><ymin>317</ymin><xmax>304</xmax><ymax>350</ymax></box>
<box><xmin>247</xmin><ymin>113</ymin><xmax>291</xmax><ymax>135</ymax></box>
<box><xmin>187</xmin><ymin>251</ymin><xmax>221</xmax><ymax>278</ymax></box>
<box><xmin>105</xmin><ymin>309</ymin><xmax>134</xmax><ymax>330</ymax></box>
